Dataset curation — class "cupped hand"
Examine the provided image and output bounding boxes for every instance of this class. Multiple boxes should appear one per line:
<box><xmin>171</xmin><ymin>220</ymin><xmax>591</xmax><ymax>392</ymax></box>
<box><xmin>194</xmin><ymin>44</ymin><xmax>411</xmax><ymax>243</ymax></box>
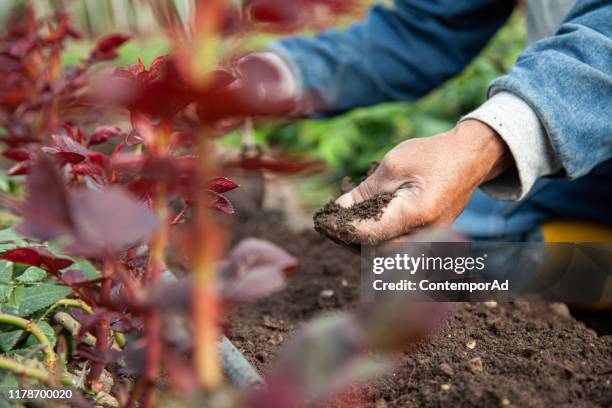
<box><xmin>335</xmin><ymin>120</ymin><xmax>511</xmax><ymax>244</ymax></box>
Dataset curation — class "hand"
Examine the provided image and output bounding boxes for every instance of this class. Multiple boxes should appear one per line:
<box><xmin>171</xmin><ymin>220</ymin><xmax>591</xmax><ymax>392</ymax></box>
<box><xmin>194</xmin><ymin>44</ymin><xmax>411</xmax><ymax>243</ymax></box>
<box><xmin>197</xmin><ymin>53</ymin><xmax>299</xmax><ymax>122</ymax></box>
<box><xmin>335</xmin><ymin>120</ymin><xmax>511</xmax><ymax>244</ymax></box>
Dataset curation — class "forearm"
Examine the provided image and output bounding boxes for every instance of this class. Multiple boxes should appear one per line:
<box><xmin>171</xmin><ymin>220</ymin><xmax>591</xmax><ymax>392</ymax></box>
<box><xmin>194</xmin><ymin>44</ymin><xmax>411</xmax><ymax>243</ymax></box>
<box><xmin>460</xmin><ymin>0</ymin><xmax>611</xmax><ymax>200</ymax></box>
<box><xmin>270</xmin><ymin>0</ymin><xmax>515</xmax><ymax>115</ymax></box>
<box><xmin>482</xmin><ymin>0</ymin><xmax>612</xmax><ymax>186</ymax></box>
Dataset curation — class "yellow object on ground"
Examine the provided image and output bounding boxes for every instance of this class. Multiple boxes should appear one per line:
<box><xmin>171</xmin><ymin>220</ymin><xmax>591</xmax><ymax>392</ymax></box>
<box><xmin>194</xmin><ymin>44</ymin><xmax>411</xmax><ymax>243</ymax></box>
<box><xmin>541</xmin><ymin>220</ymin><xmax>612</xmax><ymax>310</ymax></box>
<box><xmin>542</xmin><ymin>220</ymin><xmax>612</xmax><ymax>243</ymax></box>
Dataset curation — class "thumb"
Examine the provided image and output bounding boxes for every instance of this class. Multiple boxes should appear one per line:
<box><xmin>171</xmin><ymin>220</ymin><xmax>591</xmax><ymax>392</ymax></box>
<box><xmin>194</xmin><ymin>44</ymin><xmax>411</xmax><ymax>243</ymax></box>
<box><xmin>335</xmin><ymin>167</ymin><xmax>387</xmax><ymax>208</ymax></box>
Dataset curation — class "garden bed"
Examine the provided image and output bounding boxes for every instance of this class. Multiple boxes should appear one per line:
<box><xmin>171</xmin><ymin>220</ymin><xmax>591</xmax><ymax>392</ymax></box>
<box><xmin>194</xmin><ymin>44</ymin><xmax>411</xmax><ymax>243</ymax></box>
<box><xmin>228</xmin><ymin>208</ymin><xmax>612</xmax><ymax>407</ymax></box>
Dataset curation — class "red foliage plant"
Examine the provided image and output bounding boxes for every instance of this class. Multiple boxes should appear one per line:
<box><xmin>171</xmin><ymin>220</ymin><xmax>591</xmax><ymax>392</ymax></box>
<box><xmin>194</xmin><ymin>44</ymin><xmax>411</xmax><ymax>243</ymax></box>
<box><xmin>0</xmin><ymin>2</ymin><xmax>444</xmax><ymax>408</ymax></box>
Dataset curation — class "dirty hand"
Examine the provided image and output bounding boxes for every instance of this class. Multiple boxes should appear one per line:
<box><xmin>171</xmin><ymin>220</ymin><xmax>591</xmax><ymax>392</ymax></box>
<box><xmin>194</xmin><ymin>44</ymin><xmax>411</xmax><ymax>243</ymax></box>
<box><xmin>335</xmin><ymin>119</ymin><xmax>511</xmax><ymax>244</ymax></box>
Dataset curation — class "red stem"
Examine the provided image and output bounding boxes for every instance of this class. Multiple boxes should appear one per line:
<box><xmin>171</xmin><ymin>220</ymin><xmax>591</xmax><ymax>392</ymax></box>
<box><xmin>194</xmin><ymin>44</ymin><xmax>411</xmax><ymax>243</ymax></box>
<box><xmin>87</xmin><ymin>262</ymin><xmax>112</xmax><ymax>389</ymax></box>
<box><xmin>140</xmin><ymin>121</ymin><xmax>171</xmax><ymax>407</ymax></box>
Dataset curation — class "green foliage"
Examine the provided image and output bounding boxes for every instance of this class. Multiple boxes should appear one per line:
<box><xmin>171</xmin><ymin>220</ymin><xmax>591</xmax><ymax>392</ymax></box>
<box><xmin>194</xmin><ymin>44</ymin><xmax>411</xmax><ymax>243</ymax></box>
<box><xmin>0</xmin><ymin>262</ymin><xmax>12</xmax><ymax>284</ymax></box>
<box><xmin>1</xmin><ymin>284</ymin><xmax>72</xmax><ymax>317</ymax></box>
<box><xmin>25</xmin><ymin>320</ymin><xmax>56</xmax><ymax>348</ymax></box>
<box><xmin>15</xmin><ymin>267</ymin><xmax>46</xmax><ymax>283</ymax></box>
<box><xmin>0</xmin><ymin>331</ymin><xmax>22</xmax><ymax>353</ymax></box>
<box><xmin>62</xmin><ymin>35</ymin><xmax>170</xmax><ymax>68</ymax></box>
<box><xmin>0</xmin><ymin>235</ymin><xmax>97</xmax><ymax>362</ymax></box>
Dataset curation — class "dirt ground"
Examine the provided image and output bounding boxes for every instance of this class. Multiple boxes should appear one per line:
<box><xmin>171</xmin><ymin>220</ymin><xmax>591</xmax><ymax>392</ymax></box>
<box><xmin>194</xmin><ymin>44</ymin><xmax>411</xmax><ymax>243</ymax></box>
<box><xmin>228</xmin><ymin>208</ymin><xmax>612</xmax><ymax>408</ymax></box>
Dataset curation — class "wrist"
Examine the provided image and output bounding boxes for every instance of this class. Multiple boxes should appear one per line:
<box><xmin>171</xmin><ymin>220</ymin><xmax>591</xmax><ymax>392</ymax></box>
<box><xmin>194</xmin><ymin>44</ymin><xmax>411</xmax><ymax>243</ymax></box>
<box><xmin>448</xmin><ymin>119</ymin><xmax>512</xmax><ymax>185</ymax></box>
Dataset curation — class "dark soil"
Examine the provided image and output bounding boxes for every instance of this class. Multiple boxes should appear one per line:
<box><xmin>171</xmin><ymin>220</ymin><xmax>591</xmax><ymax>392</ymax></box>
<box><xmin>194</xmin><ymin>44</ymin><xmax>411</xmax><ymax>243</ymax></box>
<box><xmin>314</xmin><ymin>160</ymin><xmax>390</xmax><ymax>250</ymax></box>
<box><xmin>228</xmin><ymin>209</ymin><xmax>612</xmax><ymax>408</ymax></box>
<box><xmin>313</xmin><ymin>193</ymin><xmax>394</xmax><ymax>249</ymax></box>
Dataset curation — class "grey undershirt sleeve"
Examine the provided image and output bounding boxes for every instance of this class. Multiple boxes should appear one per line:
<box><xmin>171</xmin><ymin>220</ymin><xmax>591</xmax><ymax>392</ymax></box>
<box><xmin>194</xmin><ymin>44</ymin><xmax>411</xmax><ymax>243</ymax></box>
<box><xmin>461</xmin><ymin>91</ymin><xmax>562</xmax><ymax>200</ymax></box>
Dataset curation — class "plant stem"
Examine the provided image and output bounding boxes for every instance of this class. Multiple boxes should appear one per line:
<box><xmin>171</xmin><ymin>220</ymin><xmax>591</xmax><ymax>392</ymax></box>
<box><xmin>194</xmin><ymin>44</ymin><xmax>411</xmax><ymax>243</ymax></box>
<box><xmin>53</xmin><ymin>312</ymin><xmax>97</xmax><ymax>347</ymax></box>
<box><xmin>193</xmin><ymin>132</ymin><xmax>224</xmax><ymax>389</ymax></box>
<box><xmin>0</xmin><ymin>314</ymin><xmax>56</xmax><ymax>369</ymax></box>
<box><xmin>141</xmin><ymin>121</ymin><xmax>171</xmax><ymax>408</ymax></box>
<box><xmin>0</xmin><ymin>357</ymin><xmax>117</xmax><ymax>405</ymax></box>
<box><xmin>48</xmin><ymin>298</ymin><xmax>93</xmax><ymax>315</ymax></box>
<box><xmin>87</xmin><ymin>261</ymin><xmax>112</xmax><ymax>389</ymax></box>
<box><xmin>0</xmin><ymin>357</ymin><xmax>63</xmax><ymax>384</ymax></box>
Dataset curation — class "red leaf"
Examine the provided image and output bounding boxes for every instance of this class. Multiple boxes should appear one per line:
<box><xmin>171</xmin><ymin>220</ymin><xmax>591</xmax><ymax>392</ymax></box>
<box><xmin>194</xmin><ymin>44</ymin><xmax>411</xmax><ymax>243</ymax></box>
<box><xmin>126</xmin><ymin>130</ymin><xmax>143</xmax><ymax>146</ymax></box>
<box><xmin>209</xmin><ymin>191</ymin><xmax>235</xmax><ymax>214</ymax></box>
<box><xmin>7</xmin><ymin>161</ymin><xmax>31</xmax><ymax>176</ymax></box>
<box><xmin>66</xmin><ymin>186</ymin><xmax>159</xmax><ymax>255</ymax></box>
<box><xmin>87</xmin><ymin>125</ymin><xmax>124</xmax><ymax>147</ymax></box>
<box><xmin>208</xmin><ymin>177</ymin><xmax>239</xmax><ymax>194</ymax></box>
<box><xmin>0</xmin><ymin>247</ymin><xmax>73</xmax><ymax>271</ymax></box>
<box><xmin>3</xmin><ymin>148</ymin><xmax>31</xmax><ymax>162</ymax></box>
<box><xmin>95</xmin><ymin>33</ymin><xmax>130</xmax><ymax>54</ymax></box>
<box><xmin>61</xmin><ymin>269</ymin><xmax>88</xmax><ymax>284</ymax></box>
<box><xmin>71</xmin><ymin>162</ymin><xmax>104</xmax><ymax>177</ymax></box>
<box><xmin>16</xmin><ymin>156</ymin><xmax>157</xmax><ymax>256</ymax></box>
<box><xmin>16</xmin><ymin>155</ymin><xmax>73</xmax><ymax>241</ymax></box>
<box><xmin>220</xmin><ymin>238</ymin><xmax>298</xmax><ymax>302</ymax></box>
<box><xmin>42</xmin><ymin>134</ymin><xmax>90</xmax><ymax>164</ymax></box>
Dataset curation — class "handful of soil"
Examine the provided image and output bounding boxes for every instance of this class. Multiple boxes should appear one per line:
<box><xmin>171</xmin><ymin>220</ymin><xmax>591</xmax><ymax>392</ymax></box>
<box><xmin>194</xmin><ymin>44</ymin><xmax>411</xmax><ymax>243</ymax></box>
<box><xmin>314</xmin><ymin>162</ymin><xmax>393</xmax><ymax>251</ymax></box>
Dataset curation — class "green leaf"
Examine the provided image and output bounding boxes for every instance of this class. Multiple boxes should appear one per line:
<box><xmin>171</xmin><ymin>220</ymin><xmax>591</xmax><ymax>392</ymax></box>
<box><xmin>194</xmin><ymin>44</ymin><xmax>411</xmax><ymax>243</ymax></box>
<box><xmin>71</xmin><ymin>258</ymin><xmax>100</xmax><ymax>279</ymax></box>
<box><xmin>25</xmin><ymin>320</ymin><xmax>56</xmax><ymax>348</ymax></box>
<box><xmin>0</xmin><ymin>330</ymin><xmax>23</xmax><ymax>353</ymax></box>
<box><xmin>0</xmin><ymin>285</ymin><xmax>11</xmax><ymax>303</ymax></box>
<box><xmin>6</xmin><ymin>286</ymin><xmax>23</xmax><ymax>307</ymax></box>
<box><xmin>15</xmin><ymin>267</ymin><xmax>46</xmax><ymax>283</ymax></box>
<box><xmin>0</xmin><ymin>228</ymin><xmax>22</xmax><ymax>244</ymax></box>
<box><xmin>1</xmin><ymin>284</ymin><xmax>71</xmax><ymax>317</ymax></box>
<box><xmin>0</xmin><ymin>245</ymin><xmax>16</xmax><ymax>254</ymax></box>
<box><xmin>0</xmin><ymin>374</ymin><xmax>20</xmax><ymax>408</ymax></box>
<box><xmin>0</xmin><ymin>262</ymin><xmax>12</xmax><ymax>283</ymax></box>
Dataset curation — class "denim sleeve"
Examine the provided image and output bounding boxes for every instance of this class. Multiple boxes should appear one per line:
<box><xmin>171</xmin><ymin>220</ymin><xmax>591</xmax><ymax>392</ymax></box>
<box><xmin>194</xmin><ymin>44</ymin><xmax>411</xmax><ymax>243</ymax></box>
<box><xmin>488</xmin><ymin>0</ymin><xmax>612</xmax><ymax>179</ymax></box>
<box><xmin>270</xmin><ymin>0</ymin><xmax>515</xmax><ymax>115</ymax></box>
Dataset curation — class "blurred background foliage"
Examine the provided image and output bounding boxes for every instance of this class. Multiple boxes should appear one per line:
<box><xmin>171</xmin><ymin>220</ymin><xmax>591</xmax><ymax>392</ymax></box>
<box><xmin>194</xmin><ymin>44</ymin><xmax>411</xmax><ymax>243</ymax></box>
<box><xmin>2</xmin><ymin>0</ymin><xmax>526</xmax><ymax>209</ymax></box>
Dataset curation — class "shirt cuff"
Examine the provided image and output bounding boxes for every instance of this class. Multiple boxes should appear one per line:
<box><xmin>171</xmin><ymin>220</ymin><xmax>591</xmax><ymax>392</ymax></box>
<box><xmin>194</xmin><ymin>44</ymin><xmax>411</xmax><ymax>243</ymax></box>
<box><xmin>461</xmin><ymin>91</ymin><xmax>561</xmax><ymax>201</ymax></box>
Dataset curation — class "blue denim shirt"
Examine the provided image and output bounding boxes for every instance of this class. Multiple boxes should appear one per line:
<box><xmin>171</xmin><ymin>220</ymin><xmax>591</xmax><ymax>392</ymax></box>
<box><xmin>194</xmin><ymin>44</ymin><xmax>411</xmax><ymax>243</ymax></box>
<box><xmin>272</xmin><ymin>0</ymin><xmax>612</xmax><ymax>236</ymax></box>
<box><xmin>271</xmin><ymin>0</ymin><xmax>612</xmax><ymax>234</ymax></box>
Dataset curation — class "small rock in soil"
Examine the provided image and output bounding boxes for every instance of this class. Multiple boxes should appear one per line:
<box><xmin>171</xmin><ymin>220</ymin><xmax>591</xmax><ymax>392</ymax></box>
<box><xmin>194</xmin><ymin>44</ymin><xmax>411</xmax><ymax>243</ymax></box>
<box><xmin>440</xmin><ymin>383</ymin><xmax>451</xmax><ymax>391</ymax></box>
<box><xmin>268</xmin><ymin>333</ymin><xmax>284</xmax><ymax>345</ymax></box>
<box><xmin>439</xmin><ymin>363</ymin><xmax>454</xmax><ymax>376</ymax></box>
<box><xmin>514</xmin><ymin>299</ymin><xmax>531</xmax><ymax>313</ymax></box>
<box><xmin>262</xmin><ymin>315</ymin><xmax>284</xmax><ymax>330</ymax></box>
<box><xmin>466</xmin><ymin>339</ymin><xmax>476</xmax><ymax>349</ymax></box>
<box><xmin>548</xmin><ymin>302</ymin><xmax>571</xmax><ymax>318</ymax></box>
<box><xmin>320</xmin><ymin>289</ymin><xmax>335</xmax><ymax>299</ymax></box>
<box><xmin>483</xmin><ymin>301</ymin><xmax>498</xmax><ymax>309</ymax></box>
<box><xmin>467</xmin><ymin>357</ymin><xmax>483</xmax><ymax>374</ymax></box>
